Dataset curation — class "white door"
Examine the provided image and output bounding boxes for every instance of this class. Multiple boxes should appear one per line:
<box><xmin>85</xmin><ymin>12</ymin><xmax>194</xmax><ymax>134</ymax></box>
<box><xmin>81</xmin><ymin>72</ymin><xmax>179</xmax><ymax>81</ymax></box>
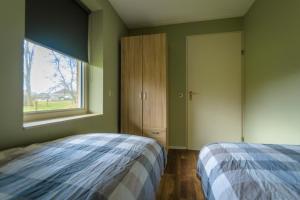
<box><xmin>187</xmin><ymin>32</ymin><xmax>242</xmax><ymax>150</ymax></box>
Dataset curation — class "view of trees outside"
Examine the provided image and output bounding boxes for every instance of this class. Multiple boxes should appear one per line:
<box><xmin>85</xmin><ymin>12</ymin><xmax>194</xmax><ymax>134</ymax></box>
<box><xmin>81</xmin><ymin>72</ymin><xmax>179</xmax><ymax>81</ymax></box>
<box><xmin>23</xmin><ymin>40</ymin><xmax>83</xmax><ymax>112</ymax></box>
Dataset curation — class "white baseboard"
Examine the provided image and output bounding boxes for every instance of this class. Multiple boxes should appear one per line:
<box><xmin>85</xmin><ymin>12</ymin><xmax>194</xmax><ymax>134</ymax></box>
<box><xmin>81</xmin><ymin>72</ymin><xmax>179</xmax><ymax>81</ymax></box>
<box><xmin>168</xmin><ymin>146</ymin><xmax>187</xmax><ymax>150</ymax></box>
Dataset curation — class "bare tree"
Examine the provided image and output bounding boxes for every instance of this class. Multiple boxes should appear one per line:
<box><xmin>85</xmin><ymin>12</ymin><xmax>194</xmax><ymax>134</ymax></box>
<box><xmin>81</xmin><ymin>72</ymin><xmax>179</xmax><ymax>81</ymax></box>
<box><xmin>50</xmin><ymin>51</ymin><xmax>78</xmax><ymax>103</ymax></box>
<box><xmin>24</xmin><ymin>41</ymin><xmax>35</xmax><ymax>106</ymax></box>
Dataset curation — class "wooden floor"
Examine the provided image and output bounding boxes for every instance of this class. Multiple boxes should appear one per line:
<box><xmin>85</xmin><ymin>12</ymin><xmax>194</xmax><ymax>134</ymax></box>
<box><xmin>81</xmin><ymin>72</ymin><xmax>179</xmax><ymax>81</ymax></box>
<box><xmin>156</xmin><ymin>150</ymin><xmax>205</xmax><ymax>200</ymax></box>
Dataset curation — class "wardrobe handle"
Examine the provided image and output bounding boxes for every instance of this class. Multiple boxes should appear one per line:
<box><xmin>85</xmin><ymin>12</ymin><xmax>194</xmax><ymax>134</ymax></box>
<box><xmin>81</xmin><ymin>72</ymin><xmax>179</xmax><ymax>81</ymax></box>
<box><xmin>140</xmin><ymin>91</ymin><xmax>143</xmax><ymax>100</ymax></box>
<box><xmin>143</xmin><ymin>92</ymin><xmax>147</xmax><ymax>100</ymax></box>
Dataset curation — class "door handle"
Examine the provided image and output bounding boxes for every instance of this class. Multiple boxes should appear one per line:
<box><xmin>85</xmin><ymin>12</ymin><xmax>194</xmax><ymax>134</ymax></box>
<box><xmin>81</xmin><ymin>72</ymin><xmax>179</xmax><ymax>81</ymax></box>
<box><xmin>189</xmin><ymin>91</ymin><xmax>198</xmax><ymax>101</ymax></box>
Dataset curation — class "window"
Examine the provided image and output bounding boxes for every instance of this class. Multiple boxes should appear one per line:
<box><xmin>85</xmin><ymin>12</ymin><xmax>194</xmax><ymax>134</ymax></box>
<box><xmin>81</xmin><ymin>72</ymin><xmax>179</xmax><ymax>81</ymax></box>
<box><xmin>23</xmin><ymin>40</ymin><xmax>87</xmax><ymax>121</ymax></box>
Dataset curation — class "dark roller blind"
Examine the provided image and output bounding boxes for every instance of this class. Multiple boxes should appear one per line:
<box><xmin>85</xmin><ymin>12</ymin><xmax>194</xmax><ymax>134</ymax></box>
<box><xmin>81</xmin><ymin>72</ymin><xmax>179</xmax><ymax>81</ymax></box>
<box><xmin>25</xmin><ymin>0</ymin><xmax>90</xmax><ymax>62</ymax></box>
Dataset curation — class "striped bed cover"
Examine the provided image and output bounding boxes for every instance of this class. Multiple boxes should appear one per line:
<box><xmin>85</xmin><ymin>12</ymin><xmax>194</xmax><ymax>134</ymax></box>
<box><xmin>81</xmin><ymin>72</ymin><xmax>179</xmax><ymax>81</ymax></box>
<box><xmin>197</xmin><ymin>142</ymin><xmax>300</xmax><ymax>200</ymax></box>
<box><xmin>0</xmin><ymin>133</ymin><xmax>167</xmax><ymax>200</ymax></box>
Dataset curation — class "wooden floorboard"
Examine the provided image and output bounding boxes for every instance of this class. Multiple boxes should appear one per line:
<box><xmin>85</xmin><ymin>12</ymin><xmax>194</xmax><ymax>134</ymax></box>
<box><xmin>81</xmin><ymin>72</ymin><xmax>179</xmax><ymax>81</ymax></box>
<box><xmin>156</xmin><ymin>150</ymin><xmax>205</xmax><ymax>200</ymax></box>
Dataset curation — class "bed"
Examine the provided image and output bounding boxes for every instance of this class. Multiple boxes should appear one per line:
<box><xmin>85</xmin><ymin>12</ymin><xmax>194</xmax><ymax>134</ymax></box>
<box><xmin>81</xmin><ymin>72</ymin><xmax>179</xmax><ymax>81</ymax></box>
<box><xmin>197</xmin><ymin>142</ymin><xmax>300</xmax><ymax>200</ymax></box>
<box><xmin>0</xmin><ymin>133</ymin><xmax>167</xmax><ymax>200</ymax></box>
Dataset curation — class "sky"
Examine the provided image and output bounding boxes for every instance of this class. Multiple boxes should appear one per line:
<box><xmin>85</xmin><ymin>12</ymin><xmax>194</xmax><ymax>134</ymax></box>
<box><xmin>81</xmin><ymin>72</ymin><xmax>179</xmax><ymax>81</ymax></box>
<box><xmin>29</xmin><ymin>42</ymin><xmax>55</xmax><ymax>93</ymax></box>
<box><xmin>24</xmin><ymin>40</ymin><xmax>78</xmax><ymax>94</ymax></box>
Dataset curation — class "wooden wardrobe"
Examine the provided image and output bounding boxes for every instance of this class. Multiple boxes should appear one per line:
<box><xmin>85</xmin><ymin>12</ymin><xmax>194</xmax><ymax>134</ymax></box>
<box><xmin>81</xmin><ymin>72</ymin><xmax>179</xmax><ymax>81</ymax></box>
<box><xmin>121</xmin><ymin>33</ymin><xmax>168</xmax><ymax>148</ymax></box>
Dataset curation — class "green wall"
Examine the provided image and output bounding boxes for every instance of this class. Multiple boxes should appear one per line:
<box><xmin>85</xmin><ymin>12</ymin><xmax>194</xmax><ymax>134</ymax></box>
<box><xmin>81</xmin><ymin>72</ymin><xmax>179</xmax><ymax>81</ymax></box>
<box><xmin>3</xmin><ymin>0</ymin><xmax>297</xmax><ymax>150</ymax></box>
<box><xmin>129</xmin><ymin>18</ymin><xmax>243</xmax><ymax>147</ymax></box>
<box><xmin>0</xmin><ymin>0</ymin><xmax>127</xmax><ymax>150</ymax></box>
<box><xmin>244</xmin><ymin>0</ymin><xmax>300</xmax><ymax>144</ymax></box>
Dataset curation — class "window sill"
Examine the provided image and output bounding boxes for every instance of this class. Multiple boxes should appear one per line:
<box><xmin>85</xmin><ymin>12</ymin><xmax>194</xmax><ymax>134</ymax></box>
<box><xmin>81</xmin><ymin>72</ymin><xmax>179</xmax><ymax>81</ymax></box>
<box><xmin>23</xmin><ymin>113</ymin><xmax>101</xmax><ymax>129</ymax></box>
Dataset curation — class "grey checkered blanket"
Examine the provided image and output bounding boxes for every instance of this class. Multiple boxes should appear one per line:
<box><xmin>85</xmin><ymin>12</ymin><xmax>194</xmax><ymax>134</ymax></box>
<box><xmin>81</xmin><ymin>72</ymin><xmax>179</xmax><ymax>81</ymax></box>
<box><xmin>0</xmin><ymin>133</ymin><xmax>166</xmax><ymax>200</ymax></box>
<box><xmin>197</xmin><ymin>143</ymin><xmax>300</xmax><ymax>200</ymax></box>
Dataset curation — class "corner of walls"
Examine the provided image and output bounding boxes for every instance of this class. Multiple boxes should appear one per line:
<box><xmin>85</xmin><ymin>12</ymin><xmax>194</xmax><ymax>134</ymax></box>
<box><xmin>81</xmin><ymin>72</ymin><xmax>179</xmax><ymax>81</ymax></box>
<box><xmin>244</xmin><ymin>0</ymin><xmax>300</xmax><ymax>145</ymax></box>
<box><xmin>96</xmin><ymin>0</ymin><xmax>128</xmax><ymax>131</ymax></box>
<box><xmin>0</xmin><ymin>0</ymin><xmax>128</xmax><ymax>150</ymax></box>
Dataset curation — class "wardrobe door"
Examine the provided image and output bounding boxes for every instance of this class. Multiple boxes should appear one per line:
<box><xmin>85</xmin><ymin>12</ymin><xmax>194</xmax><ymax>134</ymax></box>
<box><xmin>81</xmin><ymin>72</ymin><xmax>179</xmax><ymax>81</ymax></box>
<box><xmin>142</xmin><ymin>33</ymin><xmax>167</xmax><ymax>146</ymax></box>
<box><xmin>121</xmin><ymin>36</ymin><xmax>143</xmax><ymax>135</ymax></box>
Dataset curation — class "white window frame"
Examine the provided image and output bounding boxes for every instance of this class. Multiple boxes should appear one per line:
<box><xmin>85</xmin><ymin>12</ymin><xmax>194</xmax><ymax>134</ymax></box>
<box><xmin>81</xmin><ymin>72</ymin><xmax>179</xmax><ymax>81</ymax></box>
<box><xmin>23</xmin><ymin>40</ymin><xmax>88</xmax><ymax>122</ymax></box>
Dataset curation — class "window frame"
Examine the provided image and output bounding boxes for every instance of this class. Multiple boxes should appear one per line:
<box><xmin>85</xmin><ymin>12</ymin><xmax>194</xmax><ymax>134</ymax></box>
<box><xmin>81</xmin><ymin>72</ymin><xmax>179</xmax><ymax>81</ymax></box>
<box><xmin>23</xmin><ymin>39</ymin><xmax>88</xmax><ymax>122</ymax></box>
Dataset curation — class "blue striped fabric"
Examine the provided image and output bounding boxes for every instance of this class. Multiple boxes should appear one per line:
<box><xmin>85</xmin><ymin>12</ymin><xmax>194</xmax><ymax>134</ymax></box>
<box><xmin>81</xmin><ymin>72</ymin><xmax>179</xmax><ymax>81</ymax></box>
<box><xmin>197</xmin><ymin>143</ymin><xmax>300</xmax><ymax>200</ymax></box>
<box><xmin>0</xmin><ymin>133</ymin><xmax>167</xmax><ymax>200</ymax></box>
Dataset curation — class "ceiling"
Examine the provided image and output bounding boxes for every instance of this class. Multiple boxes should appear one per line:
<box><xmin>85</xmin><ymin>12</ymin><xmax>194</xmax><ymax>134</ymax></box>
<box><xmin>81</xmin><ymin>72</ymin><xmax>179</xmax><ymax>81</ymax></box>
<box><xmin>108</xmin><ymin>0</ymin><xmax>255</xmax><ymax>28</ymax></box>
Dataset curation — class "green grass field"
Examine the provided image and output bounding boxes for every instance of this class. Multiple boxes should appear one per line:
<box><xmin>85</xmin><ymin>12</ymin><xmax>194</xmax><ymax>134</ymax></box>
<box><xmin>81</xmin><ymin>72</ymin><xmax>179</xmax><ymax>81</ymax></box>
<box><xmin>24</xmin><ymin>100</ymin><xmax>77</xmax><ymax>112</ymax></box>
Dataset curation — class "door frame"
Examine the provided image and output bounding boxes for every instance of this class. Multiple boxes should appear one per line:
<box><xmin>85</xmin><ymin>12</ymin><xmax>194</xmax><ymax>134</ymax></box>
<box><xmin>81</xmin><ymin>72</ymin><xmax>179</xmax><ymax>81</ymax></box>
<box><xmin>185</xmin><ymin>31</ymin><xmax>245</xmax><ymax>150</ymax></box>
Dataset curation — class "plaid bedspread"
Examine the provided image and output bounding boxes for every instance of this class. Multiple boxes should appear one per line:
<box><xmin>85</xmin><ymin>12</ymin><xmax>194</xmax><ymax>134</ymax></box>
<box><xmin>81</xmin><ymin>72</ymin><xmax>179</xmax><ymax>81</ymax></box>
<box><xmin>197</xmin><ymin>143</ymin><xmax>300</xmax><ymax>200</ymax></box>
<box><xmin>0</xmin><ymin>133</ymin><xmax>167</xmax><ymax>200</ymax></box>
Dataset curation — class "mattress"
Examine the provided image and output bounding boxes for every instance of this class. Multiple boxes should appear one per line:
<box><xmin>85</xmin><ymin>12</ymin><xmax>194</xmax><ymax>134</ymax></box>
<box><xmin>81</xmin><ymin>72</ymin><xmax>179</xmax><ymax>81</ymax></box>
<box><xmin>0</xmin><ymin>133</ymin><xmax>167</xmax><ymax>200</ymax></box>
<box><xmin>197</xmin><ymin>142</ymin><xmax>300</xmax><ymax>200</ymax></box>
